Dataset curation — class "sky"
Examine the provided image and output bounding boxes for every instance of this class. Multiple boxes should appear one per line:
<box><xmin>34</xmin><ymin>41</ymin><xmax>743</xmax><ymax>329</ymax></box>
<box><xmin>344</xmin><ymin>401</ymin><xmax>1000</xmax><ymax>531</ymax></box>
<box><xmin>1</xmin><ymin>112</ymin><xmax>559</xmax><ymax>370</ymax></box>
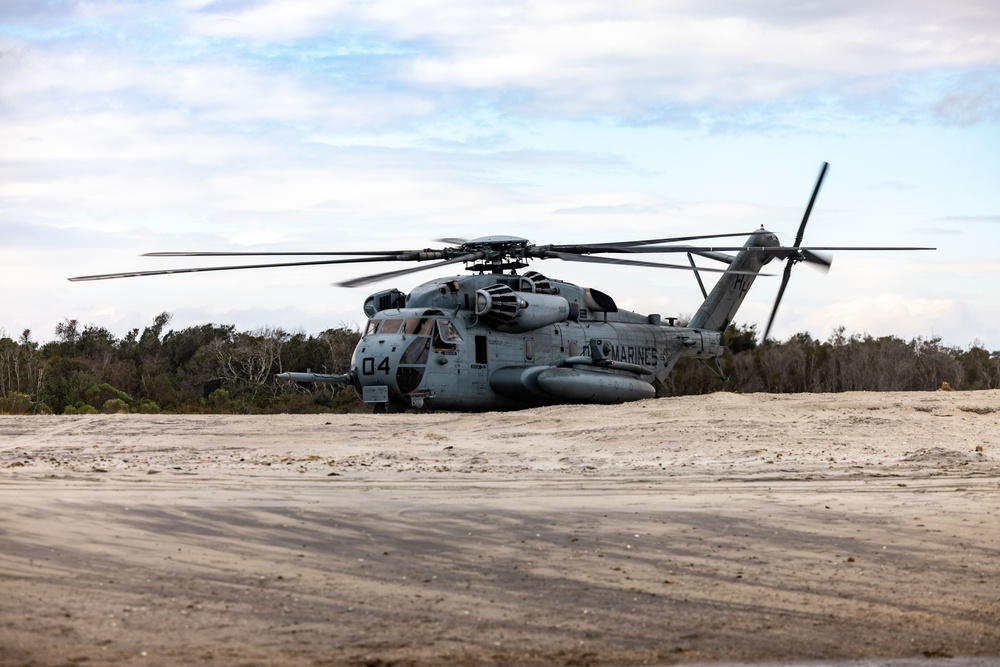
<box><xmin>2</xmin><ymin>0</ymin><xmax>999</xmax><ymax>349</ymax></box>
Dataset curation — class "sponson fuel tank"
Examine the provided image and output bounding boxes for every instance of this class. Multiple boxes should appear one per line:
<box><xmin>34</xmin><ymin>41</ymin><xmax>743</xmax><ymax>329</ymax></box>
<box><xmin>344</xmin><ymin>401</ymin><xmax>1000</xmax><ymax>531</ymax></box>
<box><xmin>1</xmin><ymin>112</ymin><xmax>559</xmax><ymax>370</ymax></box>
<box><xmin>491</xmin><ymin>365</ymin><xmax>655</xmax><ymax>404</ymax></box>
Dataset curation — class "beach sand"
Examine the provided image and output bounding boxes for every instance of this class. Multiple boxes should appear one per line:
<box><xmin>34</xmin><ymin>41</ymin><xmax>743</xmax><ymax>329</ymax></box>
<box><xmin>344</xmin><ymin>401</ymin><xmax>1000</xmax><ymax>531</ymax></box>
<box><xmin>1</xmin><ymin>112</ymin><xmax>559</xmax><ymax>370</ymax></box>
<box><xmin>2</xmin><ymin>390</ymin><xmax>999</xmax><ymax>666</ymax></box>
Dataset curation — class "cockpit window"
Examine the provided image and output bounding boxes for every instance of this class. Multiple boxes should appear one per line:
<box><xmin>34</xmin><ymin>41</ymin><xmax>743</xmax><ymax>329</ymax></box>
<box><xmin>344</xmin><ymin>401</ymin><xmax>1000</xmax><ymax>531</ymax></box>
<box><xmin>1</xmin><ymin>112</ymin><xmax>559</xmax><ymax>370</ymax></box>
<box><xmin>404</xmin><ymin>318</ymin><xmax>435</xmax><ymax>335</ymax></box>
<box><xmin>433</xmin><ymin>319</ymin><xmax>463</xmax><ymax>350</ymax></box>
<box><xmin>437</xmin><ymin>319</ymin><xmax>463</xmax><ymax>343</ymax></box>
<box><xmin>400</xmin><ymin>336</ymin><xmax>430</xmax><ymax>365</ymax></box>
<box><xmin>367</xmin><ymin>318</ymin><xmax>450</xmax><ymax>338</ymax></box>
<box><xmin>378</xmin><ymin>319</ymin><xmax>404</xmax><ymax>334</ymax></box>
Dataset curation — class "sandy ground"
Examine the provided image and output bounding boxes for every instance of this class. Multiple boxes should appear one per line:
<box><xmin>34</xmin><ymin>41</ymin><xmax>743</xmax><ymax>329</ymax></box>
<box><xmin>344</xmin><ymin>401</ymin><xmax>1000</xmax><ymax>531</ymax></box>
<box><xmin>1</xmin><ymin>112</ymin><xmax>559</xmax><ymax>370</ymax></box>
<box><xmin>1</xmin><ymin>390</ymin><xmax>999</xmax><ymax>666</ymax></box>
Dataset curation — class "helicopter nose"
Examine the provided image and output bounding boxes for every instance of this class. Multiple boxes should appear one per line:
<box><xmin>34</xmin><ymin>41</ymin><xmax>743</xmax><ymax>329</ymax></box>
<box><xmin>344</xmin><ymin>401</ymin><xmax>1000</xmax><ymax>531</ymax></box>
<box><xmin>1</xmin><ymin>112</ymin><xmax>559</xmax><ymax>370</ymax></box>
<box><xmin>355</xmin><ymin>335</ymin><xmax>429</xmax><ymax>397</ymax></box>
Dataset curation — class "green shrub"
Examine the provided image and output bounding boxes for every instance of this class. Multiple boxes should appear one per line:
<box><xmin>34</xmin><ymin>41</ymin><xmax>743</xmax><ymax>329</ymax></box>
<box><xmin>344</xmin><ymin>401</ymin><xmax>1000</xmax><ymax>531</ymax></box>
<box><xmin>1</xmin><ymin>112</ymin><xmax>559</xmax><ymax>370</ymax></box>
<box><xmin>102</xmin><ymin>398</ymin><xmax>130</xmax><ymax>414</ymax></box>
<box><xmin>205</xmin><ymin>388</ymin><xmax>235</xmax><ymax>413</ymax></box>
<box><xmin>64</xmin><ymin>402</ymin><xmax>98</xmax><ymax>415</ymax></box>
<box><xmin>85</xmin><ymin>383</ymin><xmax>132</xmax><ymax>409</ymax></box>
<box><xmin>0</xmin><ymin>392</ymin><xmax>34</xmax><ymax>415</ymax></box>
<box><xmin>134</xmin><ymin>399</ymin><xmax>161</xmax><ymax>414</ymax></box>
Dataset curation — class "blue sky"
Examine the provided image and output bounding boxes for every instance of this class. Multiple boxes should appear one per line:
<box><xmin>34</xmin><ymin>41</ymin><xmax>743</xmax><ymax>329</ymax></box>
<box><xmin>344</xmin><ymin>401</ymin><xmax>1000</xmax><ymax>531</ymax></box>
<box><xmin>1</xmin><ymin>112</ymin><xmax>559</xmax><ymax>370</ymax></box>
<box><xmin>2</xmin><ymin>1</ymin><xmax>999</xmax><ymax>348</ymax></box>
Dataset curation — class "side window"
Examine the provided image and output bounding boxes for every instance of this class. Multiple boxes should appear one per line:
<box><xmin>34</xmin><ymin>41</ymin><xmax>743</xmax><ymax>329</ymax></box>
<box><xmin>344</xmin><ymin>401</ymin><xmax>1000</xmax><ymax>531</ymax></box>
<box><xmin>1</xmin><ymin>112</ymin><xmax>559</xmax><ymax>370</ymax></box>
<box><xmin>475</xmin><ymin>335</ymin><xmax>488</xmax><ymax>364</ymax></box>
<box><xmin>524</xmin><ymin>337</ymin><xmax>534</xmax><ymax>361</ymax></box>
<box><xmin>433</xmin><ymin>319</ymin><xmax>462</xmax><ymax>350</ymax></box>
<box><xmin>436</xmin><ymin>319</ymin><xmax>463</xmax><ymax>343</ymax></box>
<box><xmin>364</xmin><ymin>319</ymin><xmax>382</xmax><ymax>336</ymax></box>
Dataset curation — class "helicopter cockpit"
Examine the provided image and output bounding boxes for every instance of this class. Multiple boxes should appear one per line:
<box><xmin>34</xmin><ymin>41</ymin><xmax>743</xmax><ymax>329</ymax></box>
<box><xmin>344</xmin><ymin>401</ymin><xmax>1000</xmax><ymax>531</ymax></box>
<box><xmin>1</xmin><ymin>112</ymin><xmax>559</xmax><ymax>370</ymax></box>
<box><xmin>363</xmin><ymin>313</ymin><xmax>462</xmax><ymax>349</ymax></box>
<box><xmin>354</xmin><ymin>309</ymin><xmax>465</xmax><ymax>407</ymax></box>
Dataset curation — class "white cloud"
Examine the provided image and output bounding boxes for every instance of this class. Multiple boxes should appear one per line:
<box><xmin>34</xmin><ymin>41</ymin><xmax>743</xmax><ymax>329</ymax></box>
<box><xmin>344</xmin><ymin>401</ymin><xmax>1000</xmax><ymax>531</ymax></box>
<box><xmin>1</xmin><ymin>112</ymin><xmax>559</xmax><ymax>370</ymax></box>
<box><xmin>384</xmin><ymin>1</ymin><xmax>1000</xmax><ymax>115</ymax></box>
<box><xmin>166</xmin><ymin>1</ymin><xmax>1000</xmax><ymax>121</ymax></box>
<box><xmin>811</xmin><ymin>293</ymin><xmax>959</xmax><ymax>332</ymax></box>
<box><xmin>185</xmin><ymin>0</ymin><xmax>353</xmax><ymax>40</ymax></box>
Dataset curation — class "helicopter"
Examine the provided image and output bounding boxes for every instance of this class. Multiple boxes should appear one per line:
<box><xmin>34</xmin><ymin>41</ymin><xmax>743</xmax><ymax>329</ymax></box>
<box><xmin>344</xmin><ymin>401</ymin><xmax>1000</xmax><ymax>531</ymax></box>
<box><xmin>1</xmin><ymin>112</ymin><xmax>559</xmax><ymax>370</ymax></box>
<box><xmin>70</xmin><ymin>163</ymin><xmax>932</xmax><ymax>412</ymax></box>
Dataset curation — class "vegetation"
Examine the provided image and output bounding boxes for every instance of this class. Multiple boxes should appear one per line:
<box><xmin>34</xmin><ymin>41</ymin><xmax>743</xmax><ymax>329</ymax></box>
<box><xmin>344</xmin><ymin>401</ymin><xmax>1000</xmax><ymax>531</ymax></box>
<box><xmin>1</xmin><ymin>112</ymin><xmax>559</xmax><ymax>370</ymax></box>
<box><xmin>1</xmin><ymin>315</ymin><xmax>998</xmax><ymax>415</ymax></box>
<box><xmin>0</xmin><ymin>313</ymin><xmax>361</xmax><ymax>415</ymax></box>
<box><xmin>661</xmin><ymin>324</ymin><xmax>1000</xmax><ymax>397</ymax></box>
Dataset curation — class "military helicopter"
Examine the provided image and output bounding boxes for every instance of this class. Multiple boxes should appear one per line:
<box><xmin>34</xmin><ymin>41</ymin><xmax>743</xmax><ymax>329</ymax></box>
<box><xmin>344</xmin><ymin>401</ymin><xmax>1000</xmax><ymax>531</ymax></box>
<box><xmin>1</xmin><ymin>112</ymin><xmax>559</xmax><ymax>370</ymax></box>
<box><xmin>70</xmin><ymin>163</ymin><xmax>931</xmax><ymax>411</ymax></box>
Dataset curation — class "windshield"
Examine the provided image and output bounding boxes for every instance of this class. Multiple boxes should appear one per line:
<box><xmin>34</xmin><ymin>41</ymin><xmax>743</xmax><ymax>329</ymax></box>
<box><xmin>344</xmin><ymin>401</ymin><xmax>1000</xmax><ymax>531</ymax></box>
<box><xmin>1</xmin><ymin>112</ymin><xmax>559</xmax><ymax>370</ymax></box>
<box><xmin>404</xmin><ymin>317</ymin><xmax>435</xmax><ymax>335</ymax></box>
<box><xmin>365</xmin><ymin>317</ymin><xmax>459</xmax><ymax>341</ymax></box>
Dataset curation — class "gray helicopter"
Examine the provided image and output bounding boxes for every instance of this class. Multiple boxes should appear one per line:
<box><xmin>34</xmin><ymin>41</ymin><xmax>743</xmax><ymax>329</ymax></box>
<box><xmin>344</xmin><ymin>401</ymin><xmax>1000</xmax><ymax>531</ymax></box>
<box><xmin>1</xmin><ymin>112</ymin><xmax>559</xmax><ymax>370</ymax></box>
<box><xmin>70</xmin><ymin>163</ymin><xmax>931</xmax><ymax>411</ymax></box>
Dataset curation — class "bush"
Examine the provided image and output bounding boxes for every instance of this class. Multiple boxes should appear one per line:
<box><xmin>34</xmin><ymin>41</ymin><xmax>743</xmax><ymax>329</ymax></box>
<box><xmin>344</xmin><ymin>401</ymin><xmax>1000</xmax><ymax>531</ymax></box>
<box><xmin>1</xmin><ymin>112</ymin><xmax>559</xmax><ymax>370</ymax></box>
<box><xmin>205</xmin><ymin>388</ymin><xmax>235</xmax><ymax>413</ymax></box>
<box><xmin>134</xmin><ymin>399</ymin><xmax>161</xmax><ymax>414</ymax></box>
<box><xmin>64</xmin><ymin>402</ymin><xmax>99</xmax><ymax>415</ymax></box>
<box><xmin>102</xmin><ymin>398</ymin><xmax>130</xmax><ymax>414</ymax></box>
<box><xmin>85</xmin><ymin>383</ymin><xmax>132</xmax><ymax>410</ymax></box>
<box><xmin>0</xmin><ymin>392</ymin><xmax>34</xmax><ymax>415</ymax></box>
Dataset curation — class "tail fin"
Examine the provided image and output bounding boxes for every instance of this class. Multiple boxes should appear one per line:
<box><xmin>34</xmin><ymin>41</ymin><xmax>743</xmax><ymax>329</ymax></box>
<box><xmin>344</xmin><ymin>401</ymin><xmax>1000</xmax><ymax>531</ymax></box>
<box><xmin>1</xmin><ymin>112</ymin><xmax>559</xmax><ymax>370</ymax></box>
<box><xmin>688</xmin><ymin>229</ymin><xmax>778</xmax><ymax>332</ymax></box>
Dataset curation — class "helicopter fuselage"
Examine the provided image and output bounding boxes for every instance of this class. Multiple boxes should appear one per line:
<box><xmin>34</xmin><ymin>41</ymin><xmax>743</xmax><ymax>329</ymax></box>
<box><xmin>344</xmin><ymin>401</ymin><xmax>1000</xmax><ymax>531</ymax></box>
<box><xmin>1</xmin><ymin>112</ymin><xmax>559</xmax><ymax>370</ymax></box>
<box><xmin>349</xmin><ymin>271</ymin><xmax>726</xmax><ymax>411</ymax></box>
<box><xmin>274</xmin><ymin>227</ymin><xmax>786</xmax><ymax>411</ymax></box>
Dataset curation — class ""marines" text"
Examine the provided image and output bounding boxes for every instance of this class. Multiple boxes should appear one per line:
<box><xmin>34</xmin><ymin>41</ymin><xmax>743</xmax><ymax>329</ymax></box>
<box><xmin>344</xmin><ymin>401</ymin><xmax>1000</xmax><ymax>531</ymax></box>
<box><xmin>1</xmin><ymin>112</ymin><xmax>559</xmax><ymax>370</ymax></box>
<box><xmin>608</xmin><ymin>345</ymin><xmax>657</xmax><ymax>366</ymax></box>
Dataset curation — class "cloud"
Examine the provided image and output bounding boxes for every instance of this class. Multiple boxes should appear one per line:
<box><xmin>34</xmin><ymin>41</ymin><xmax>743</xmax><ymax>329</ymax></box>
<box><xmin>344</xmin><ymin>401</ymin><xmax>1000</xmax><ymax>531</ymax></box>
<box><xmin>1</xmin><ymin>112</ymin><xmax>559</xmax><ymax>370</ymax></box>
<box><xmin>933</xmin><ymin>73</ymin><xmax>1000</xmax><ymax>125</ymax></box>
<box><xmin>0</xmin><ymin>219</ymin><xmax>112</xmax><ymax>249</ymax></box>
<box><xmin>814</xmin><ymin>292</ymin><xmax>958</xmax><ymax>326</ymax></box>
<box><xmin>912</xmin><ymin>227</ymin><xmax>963</xmax><ymax>237</ymax></box>
<box><xmin>185</xmin><ymin>0</ymin><xmax>353</xmax><ymax>41</ymax></box>
<box><xmin>8</xmin><ymin>1</ymin><xmax>997</xmax><ymax>128</ymax></box>
<box><xmin>933</xmin><ymin>215</ymin><xmax>1000</xmax><ymax>225</ymax></box>
<box><xmin>757</xmin><ymin>291</ymin><xmax>963</xmax><ymax>346</ymax></box>
<box><xmin>554</xmin><ymin>204</ymin><xmax>659</xmax><ymax>216</ymax></box>
<box><xmin>864</xmin><ymin>181</ymin><xmax>916</xmax><ymax>191</ymax></box>
<box><xmin>374</xmin><ymin>1</ymin><xmax>1000</xmax><ymax>121</ymax></box>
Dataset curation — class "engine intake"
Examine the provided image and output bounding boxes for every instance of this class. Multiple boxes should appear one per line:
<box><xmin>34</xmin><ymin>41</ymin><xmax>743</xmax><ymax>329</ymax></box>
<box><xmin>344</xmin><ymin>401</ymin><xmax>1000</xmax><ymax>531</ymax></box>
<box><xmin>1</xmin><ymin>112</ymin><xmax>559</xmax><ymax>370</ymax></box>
<box><xmin>475</xmin><ymin>284</ymin><xmax>570</xmax><ymax>332</ymax></box>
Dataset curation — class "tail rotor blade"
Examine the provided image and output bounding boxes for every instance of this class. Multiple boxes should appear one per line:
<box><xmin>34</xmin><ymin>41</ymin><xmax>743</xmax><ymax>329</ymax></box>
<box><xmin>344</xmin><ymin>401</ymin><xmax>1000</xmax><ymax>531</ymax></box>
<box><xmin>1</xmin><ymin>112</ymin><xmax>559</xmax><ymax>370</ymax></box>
<box><xmin>764</xmin><ymin>260</ymin><xmax>794</xmax><ymax>342</ymax></box>
<box><xmin>795</xmin><ymin>162</ymin><xmax>829</xmax><ymax>247</ymax></box>
<box><xmin>801</xmin><ymin>248</ymin><xmax>833</xmax><ymax>272</ymax></box>
<box><xmin>765</xmin><ymin>162</ymin><xmax>830</xmax><ymax>341</ymax></box>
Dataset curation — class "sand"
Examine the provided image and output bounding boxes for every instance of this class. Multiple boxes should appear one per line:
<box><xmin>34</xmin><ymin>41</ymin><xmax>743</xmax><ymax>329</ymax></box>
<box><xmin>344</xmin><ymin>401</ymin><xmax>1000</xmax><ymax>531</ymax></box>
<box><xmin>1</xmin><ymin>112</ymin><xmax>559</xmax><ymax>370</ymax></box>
<box><xmin>1</xmin><ymin>390</ymin><xmax>999</xmax><ymax>666</ymax></box>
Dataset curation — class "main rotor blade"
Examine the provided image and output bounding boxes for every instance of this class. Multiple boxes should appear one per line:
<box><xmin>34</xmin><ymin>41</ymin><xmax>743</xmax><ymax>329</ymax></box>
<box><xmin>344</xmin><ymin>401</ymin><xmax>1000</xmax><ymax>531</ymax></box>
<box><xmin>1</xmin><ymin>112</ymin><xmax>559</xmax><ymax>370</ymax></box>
<box><xmin>337</xmin><ymin>252</ymin><xmax>485</xmax><ymax>288</ymax></box>
<box><xmin>550</xmin><ymin>232</ymin><xmax>756</xmax><ymax>252</ymax></box>
<box><xmin>540</xmin><ymin>251</ymin><xmax>765</xmax><ymax>275</ymax></box>
<box><xmin>68</xmin><ymin>256</ymin><xmax>395</xmax><ymax>282</ymax></box>
<box><xmin>573</xmin><ymin>245</ymin><xmax>934</xmax><ymax>255</ymax></box>
<box><xmin>773</xmin><ymin>246</ymin><xmax>936</xmax><ymax>251</ymax></box>
<box><xmin>143</xmin><ymin>250</ymin><xmax>416</xmax><ymax>257</ymax></box>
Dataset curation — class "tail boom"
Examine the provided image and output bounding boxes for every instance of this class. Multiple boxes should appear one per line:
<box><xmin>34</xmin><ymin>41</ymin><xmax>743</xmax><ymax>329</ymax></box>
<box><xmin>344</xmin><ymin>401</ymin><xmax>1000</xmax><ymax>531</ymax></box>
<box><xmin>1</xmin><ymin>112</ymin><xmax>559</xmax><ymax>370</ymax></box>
<box><xmin>688</xmin><ymin>229</ymin><xmax>778</xmax><ymax>332</ymax></box>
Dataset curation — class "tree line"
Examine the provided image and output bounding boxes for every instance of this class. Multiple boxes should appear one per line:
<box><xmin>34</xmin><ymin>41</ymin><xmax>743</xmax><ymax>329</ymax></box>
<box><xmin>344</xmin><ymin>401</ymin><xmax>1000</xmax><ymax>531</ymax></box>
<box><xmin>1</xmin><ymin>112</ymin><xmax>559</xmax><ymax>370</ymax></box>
<box><xmin>0</xmin><ymin>313</ymin><xmax>361</xmax><ymax>415</ymax></box>
<box><xmin>1</xmin><ymin>315</ymin><xmax>998</xmax><ymax>415</ymax></box>
<box><xmin>661</xmin><ymin>324</ymin><xmax>1000</xmax><ymax>396</ymax></box>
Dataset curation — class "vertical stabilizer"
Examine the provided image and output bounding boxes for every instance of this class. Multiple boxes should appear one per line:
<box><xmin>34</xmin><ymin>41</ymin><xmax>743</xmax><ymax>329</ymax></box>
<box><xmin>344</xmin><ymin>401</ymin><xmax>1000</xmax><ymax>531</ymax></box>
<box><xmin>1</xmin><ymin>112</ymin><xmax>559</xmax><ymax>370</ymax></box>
<box><xmin>688</xmin><ymin>230</ymin><xmax>778</xmax><ymax>332</ymax></box>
